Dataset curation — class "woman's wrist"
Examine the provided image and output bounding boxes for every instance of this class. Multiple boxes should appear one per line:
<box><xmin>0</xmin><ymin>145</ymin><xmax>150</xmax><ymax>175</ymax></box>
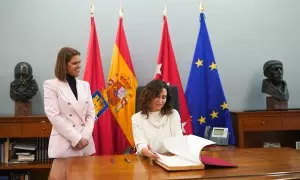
<box><xmin>141</xmin><ymin>147</ymin><xmax>148</xmax><ymax>157</ymax></box>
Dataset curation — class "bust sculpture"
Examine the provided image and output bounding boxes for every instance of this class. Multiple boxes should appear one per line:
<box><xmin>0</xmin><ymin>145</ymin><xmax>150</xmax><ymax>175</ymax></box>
<box><xmin>262</xmin><ymin>60</ymin><xmax>289</xmax><ymax>101</ymax></box>
<box><xmin>10</xmin><ymin>62</ymin><xmax>38</xmax><ymax>102</ymax></box>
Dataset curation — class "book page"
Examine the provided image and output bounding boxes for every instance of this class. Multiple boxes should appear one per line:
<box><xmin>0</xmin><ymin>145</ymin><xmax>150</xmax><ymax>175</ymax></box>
<box><xmin>156</xmin><ymin>153</ymin><xmax>202</xmax><ymax>167</ymax></box>
<box><xmin>162</xmin><ymin>135</ymin><xmax>215</xmax><ymax>163</ymax></box>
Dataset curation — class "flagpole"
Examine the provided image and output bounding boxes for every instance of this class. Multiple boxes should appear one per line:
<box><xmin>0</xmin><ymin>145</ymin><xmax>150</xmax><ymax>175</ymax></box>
<box><xmin>200</xmin><ymin>0</ymin><xmax>204</xmax><ymax>12</ymax></box>
<box><xmin>90</xmin><ymin>0</ymin><xmax>95</xmax><ymax>17</ymax></box>
<box><xmin>119</xmin><ymin>4</ymin><xmax>124</xmax><ymax>17</ymax></box>
<box><xmin>162</xmin><ymin>0</ymin><xmax>167</xmax><ymax>16</ymax></box>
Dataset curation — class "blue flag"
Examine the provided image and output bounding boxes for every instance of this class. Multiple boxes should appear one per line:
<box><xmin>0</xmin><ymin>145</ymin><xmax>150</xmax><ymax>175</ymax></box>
<box><xmin>185</xmin><ymin>13</ymin><xmax>235</xmax><ymax>145</ymax></box>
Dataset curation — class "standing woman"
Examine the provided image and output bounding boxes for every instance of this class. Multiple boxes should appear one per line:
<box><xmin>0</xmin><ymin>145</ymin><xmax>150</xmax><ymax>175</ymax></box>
<box><xmin>132</xmin><ymin>80</ymin><xmax>183</xmax><ymax>160</ymax></box>
<box><xmin>44</xmin><ymin>47</ymin><xmax>95</xmax><ymax>158</ymax></box>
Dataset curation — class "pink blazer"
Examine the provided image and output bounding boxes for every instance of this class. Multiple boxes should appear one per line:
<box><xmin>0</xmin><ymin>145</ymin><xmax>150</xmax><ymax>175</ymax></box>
<box><xmin>43</xmin><ymin>78</ymin><xmax>96</xmax><ymax>158</ymax></box>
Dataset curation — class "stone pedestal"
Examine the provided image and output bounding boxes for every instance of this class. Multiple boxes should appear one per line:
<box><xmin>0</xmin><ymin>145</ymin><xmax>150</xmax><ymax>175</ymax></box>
<box><xmin>266</xmin><ymin>96</ymin><xmax>288</xmax><ymax>110</ymax></box>
<box><xmin>15</xmin><ymin>101</ymin><xmax>32</xmax><ymax>116</ymax></box>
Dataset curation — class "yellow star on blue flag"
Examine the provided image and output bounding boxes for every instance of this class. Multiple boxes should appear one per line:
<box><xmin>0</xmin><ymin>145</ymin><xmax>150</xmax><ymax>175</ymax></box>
<box><xmin>220</xmin><ymin>102</ymin><xmax>228</xmax><ymax>110</ymax></box>
<box><xmin>198</xmin><ymin>116</ymin><xmax>206</xmax><ymax>124</ymax></box>
<box><xmin>209</xmin><ymin>62</ymin><xmax>217</xmax><ymax>70</ymax></box>
<box><xmin>195</xmin><ymin>59</ymin><xmax>203</xmax><ymax>68</ymax></box>
<box><xmin>210</xmin><ymin>110</ymin><xmax>219</xmax><ymax>119</ymax></box>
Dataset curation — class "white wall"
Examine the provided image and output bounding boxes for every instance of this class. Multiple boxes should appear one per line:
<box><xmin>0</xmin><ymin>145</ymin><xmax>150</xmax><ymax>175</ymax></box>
<box><xmin>1</xmin><ymin>0</ymin><xmax>300</xmax><ymax>115</ymax></box>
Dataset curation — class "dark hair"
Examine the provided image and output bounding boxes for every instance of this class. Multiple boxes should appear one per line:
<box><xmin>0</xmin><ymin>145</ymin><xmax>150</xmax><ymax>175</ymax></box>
<box><xmin>138</xmin><ymin>79</ymin><xmax>172</xmax><ymax>118</ymax></box>
<box><xmin>55</xmin><ymin>47</ymin><xmax>80</xmax><ymax>81</ymax></box>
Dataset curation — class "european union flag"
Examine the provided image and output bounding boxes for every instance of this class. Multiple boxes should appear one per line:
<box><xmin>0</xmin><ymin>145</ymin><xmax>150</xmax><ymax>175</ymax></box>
<box><xmin>185</xmin><ymin>13</ymin><xmax>235</xmax><ymax>145</ymax></box>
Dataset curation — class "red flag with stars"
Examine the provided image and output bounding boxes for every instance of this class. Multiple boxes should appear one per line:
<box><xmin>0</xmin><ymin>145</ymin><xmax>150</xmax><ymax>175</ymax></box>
<box><xmin>154</xmin><ymin>16</ymin><xmax>193</xmax><ymax>134</ymax></box>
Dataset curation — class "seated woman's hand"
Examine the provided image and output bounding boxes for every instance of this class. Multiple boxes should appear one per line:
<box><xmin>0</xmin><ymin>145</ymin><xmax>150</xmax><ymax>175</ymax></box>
<box><xmin>73</xmin><ymin>137</ymin><xmax>89</xmax><ymax>150</ymax></box>
<box><xmin>141</xmin><ymin>145</ymin><xmax>159</xmax><ymax>160</ymax></box>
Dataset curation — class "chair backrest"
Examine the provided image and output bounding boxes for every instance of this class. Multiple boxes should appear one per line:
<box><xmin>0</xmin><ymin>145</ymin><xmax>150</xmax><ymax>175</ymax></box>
<box><xmin>135</xmin><ymin>86</ymin><xmax>180</xmax><ymax>113</ymax></box>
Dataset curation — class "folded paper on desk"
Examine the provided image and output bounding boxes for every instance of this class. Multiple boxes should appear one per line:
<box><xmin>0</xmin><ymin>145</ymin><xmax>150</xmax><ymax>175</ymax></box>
<box><xmin>155</xmin><ymin>135</ymin><xmax>236</xmax><ymax>171</ymax></box>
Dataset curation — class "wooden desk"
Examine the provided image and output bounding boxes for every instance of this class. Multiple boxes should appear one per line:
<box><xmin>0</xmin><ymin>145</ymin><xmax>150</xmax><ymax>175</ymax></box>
<box><xmin>231</xmin><ymin>111</ymin><xmax>300</xmax><ymax>148</ymax></box>
<box><xmin>48</xmin><ymin>147</ymin><xmax>300</xmax><ymax>180</ymax></box>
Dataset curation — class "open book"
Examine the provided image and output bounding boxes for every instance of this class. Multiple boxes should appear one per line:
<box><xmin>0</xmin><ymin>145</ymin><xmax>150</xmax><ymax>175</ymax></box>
<box><xmin>155</xmin><ymin>135</ymin><xmax>236</xmax><ymax>171</ymax></box>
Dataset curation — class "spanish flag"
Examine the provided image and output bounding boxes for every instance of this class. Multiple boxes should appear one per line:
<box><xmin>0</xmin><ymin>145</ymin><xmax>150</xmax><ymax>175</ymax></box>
<box><xmin>107</xmin><ymin>14</ymin><xmax>138</xmax><ymax>152</ymax></box>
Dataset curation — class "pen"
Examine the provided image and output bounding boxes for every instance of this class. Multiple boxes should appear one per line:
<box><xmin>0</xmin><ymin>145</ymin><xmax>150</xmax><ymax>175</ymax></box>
<box><xmin>111</xmin><ymin>157</ymin><xmax>115</xmax><ymax>164</ymax></box>
<box><xmin>124</xmin><ymin>157</ymin><xmax>132</xmax><ymax>163</ymax></box>
<box><xmin>147</xmin><ymin>144</ymin><xmax>159</xmax><ymax>159</ymax></box>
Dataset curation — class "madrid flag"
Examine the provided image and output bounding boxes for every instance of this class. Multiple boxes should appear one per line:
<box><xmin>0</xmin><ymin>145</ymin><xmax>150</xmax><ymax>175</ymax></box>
<box><xmin>83</xmin><ymin>16</ymin><xmax>114</xmax><ymax>155</ymax></box>
<box><xmin>154</xmin><ymin>16</ymin><xmax>193</xmax><ymax>135</ymax></box>
<box><xmin>106</xmin><ymin>16</ymin><xmax>138</xmax><ymax>152</ymax></box>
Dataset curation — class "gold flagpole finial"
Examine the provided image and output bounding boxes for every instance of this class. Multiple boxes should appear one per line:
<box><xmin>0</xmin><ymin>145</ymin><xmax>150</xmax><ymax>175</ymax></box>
<box><xmin>200</xmin><ymin>0</ymin><xmax>204</xmax><ymax>12</ymax></box>
<box><xmin>119</xmin><ymin>4</ymin><xmax>124</xmax><ymax>17</ymax></box>
<box><xmin>162</xmin><ymin>0</ymin><xmax>167</xmax><ymax>16</ymax></box>
<box><xmin>90</xmin><ymin>3</ymin><xmax>95</xmax><ymax>17</ymax></box>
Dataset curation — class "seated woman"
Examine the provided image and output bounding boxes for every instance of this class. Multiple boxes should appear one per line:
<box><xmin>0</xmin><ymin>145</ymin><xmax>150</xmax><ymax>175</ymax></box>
<box><xmin>132</xmin><ymin>79</ymin><xmax>183</xmax><ymax>160</ymax></box>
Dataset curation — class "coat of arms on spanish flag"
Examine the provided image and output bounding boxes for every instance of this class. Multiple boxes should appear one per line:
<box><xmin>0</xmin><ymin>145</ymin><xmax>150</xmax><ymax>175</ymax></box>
<box><xmin>107</xmin><ymin>11</ymin><xmax>138</xmax><ymax>151</ymax></box>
